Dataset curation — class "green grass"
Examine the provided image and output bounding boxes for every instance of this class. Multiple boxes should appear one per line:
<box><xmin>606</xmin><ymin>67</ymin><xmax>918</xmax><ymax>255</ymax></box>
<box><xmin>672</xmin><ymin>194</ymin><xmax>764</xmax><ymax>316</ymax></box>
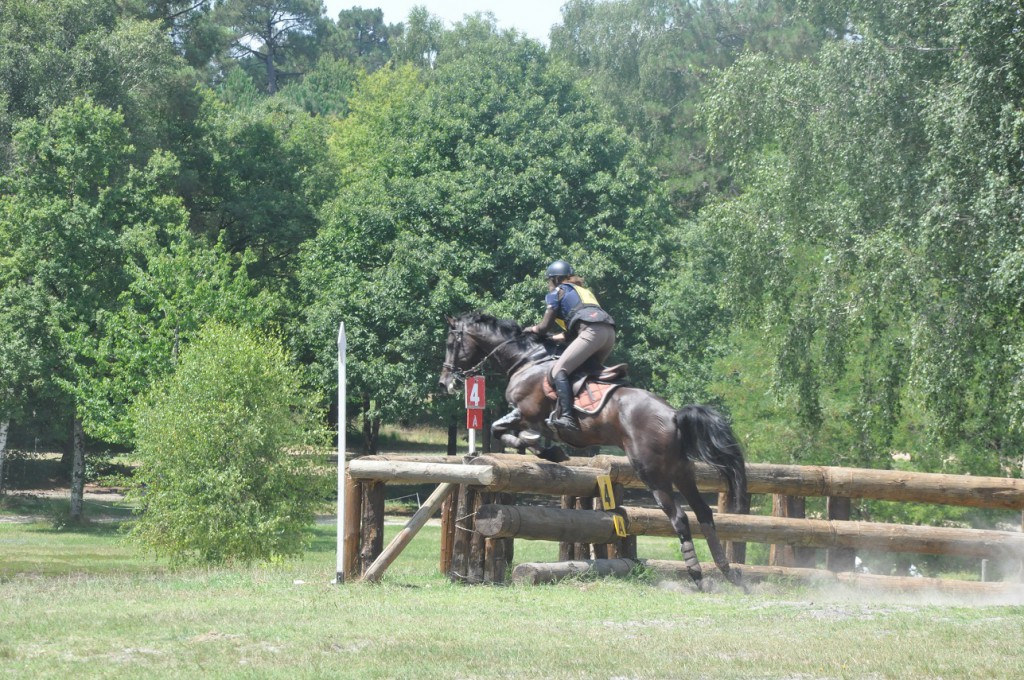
<box><xmin>2</xmin><ymin>500</ymin><xmax>1024</xmax><ymax>679</ymax></box>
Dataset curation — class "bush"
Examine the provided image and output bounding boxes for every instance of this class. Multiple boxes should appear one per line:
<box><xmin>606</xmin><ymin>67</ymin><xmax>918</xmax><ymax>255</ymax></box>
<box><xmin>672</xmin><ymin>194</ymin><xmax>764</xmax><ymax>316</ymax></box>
<box><xmin>127</xmin><ymin>323</ymin><xmax>328</xmax><ymax>565</ymax></box>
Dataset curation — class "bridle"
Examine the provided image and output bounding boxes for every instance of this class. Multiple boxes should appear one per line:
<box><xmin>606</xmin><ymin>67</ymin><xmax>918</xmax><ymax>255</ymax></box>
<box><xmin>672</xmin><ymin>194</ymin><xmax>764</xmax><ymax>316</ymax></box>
<box><xmin>442</xmin><ymin>325</ymin><xmax>524</xmax><ymax>384</ymax></box>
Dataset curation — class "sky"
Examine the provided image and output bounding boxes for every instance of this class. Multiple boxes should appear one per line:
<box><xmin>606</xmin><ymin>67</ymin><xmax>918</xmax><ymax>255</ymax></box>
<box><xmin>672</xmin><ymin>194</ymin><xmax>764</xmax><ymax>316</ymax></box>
<box><xmin>322</xmin><ymin>1</ymin><xmax>566</xmax><ymax>44</ymax></box>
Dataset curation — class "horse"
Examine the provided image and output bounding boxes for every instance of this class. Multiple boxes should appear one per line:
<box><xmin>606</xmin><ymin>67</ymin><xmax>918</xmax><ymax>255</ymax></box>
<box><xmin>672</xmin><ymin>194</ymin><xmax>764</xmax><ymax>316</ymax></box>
<box><xmin>438</xmin><ymin>312</ymin><xmax>749</xmax><ymax>590</ymax></box>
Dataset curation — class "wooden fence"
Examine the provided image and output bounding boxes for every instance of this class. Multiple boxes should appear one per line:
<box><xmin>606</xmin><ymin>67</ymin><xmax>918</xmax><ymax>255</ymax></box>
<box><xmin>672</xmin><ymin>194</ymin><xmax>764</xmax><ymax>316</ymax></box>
<box><xmin>343</xmin><ymin>453</ymin><xmax>1024</xmax><ymax>593</ymax></box>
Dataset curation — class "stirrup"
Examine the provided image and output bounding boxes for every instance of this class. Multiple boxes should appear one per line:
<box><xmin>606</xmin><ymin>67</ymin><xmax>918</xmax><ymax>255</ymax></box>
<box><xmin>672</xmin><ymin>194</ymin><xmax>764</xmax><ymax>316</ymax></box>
<box><xmin>548</xmin><ymin>414</ymin><xmax>580</xmax><ymax>432</ymax></box>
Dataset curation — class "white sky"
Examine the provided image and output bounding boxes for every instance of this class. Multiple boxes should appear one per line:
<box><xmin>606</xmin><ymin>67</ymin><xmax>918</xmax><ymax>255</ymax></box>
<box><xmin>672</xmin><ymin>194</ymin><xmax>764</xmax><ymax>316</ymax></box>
<box><xmin>323</xmin><ymin>1</ymin><xmax>566</xmax><ymax>44</ymax></box>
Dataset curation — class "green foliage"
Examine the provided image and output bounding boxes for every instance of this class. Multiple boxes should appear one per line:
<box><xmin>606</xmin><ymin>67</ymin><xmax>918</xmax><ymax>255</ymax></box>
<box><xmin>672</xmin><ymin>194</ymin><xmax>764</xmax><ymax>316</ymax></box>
<box><xmin>0</xmin><ymin>0</ymin><xmax>198</xmax><ymax>167</ymax></box>
<box><xmin>127</xmin><ymin>322</ymin><xmax>328</xmax><ymax>565</ymax></box>
<box><xmin>1</xmin><ymin>99</ymin><xmax>145</xmax><ymax>395</ymax></box>
<box><xmin>551</xmin><ymin>0</ymin><xmax>822</xmax><ymax>213</ymax></box>
<box><xmin>694</xmin><ymin>1</ymin><xmax>1024</xmax><ymax>472</ymax></box>
<box><xmin>181</xmin><ymin>86</ymin><xmax>330</xmax><ymax>282</ymax></box>
<box><xmin>276</xmin><ymin>55</ymin><xmax>361</xmax><ymax>117</ymax></box>
<box><xmin>79</xmin><ymin>213</ymin><xmax>277</xmax><ymax>444</ymax></box>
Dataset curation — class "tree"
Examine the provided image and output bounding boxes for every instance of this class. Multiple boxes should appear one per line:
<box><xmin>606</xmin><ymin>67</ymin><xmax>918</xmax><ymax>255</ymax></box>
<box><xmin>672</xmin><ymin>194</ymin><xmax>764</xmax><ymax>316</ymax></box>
<box><xmin>178</xmin><ymin>86</ymin><xmax>331</xmax><ymax>283</ymax></box>
<box><xmin>391</xmin><ymin>5</ymin><xmax>444</xmax><ymax>68</ymax></box>
<box><xmin>300</xmin><ymin>23</ymin><xmax>673</xmax><ymax>451</ymax></box>
<box><xmin>0</xmin><ymin>285</ymin><xmax>58</xmax><ymax>493</ymax></box>
<box><xmin>276</xmin><ymin>55</ymin><xmax>361</xmax><ymax>117</ymax></box>
<box><xmin>128</xmin><ymin>322</ymin><xmax>327</xmax><ymax>564</ymax></box>
<box><xmin>0</xmin><ymin>99</ymin><xmax>184</xmax><ymax>518</ymax></box>
<box><xmin>328</xmin><ymin>6</ymin><xmax>398</xmax><ymax>72</ymax></box>
<box><xmin>215</xmin><ymin>0</ymin><xmax>326</xmax><ymax>94</ymax></box>
<box><xmin>694</xmin><ymin>1</ymin><xmax>1024</xmax><ymax>472</ymax></box>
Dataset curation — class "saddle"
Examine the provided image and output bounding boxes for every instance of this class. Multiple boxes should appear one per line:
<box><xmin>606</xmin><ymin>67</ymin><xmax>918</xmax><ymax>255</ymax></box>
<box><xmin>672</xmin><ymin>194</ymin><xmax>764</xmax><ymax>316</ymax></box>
<box><xmin>542</xmin><ymin>363</ymin><xmax>629</xmax><ymax>415</ymax></box>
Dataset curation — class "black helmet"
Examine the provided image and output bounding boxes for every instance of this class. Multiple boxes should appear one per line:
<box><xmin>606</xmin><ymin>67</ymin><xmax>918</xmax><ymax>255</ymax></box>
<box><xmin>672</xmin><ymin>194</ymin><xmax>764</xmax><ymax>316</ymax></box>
<box><xmin>545</xmin><ymin>260</ymin><xmax>574</xmax><ymax>278</ymax></box>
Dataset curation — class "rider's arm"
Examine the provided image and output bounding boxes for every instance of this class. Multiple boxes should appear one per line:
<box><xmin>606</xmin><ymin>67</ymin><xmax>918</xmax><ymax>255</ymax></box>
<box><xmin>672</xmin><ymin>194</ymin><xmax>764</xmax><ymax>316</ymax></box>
<box><xmin>525</xmin><ymin>305</ymin><xmax>559</xmax><ymax>336</ymax></box>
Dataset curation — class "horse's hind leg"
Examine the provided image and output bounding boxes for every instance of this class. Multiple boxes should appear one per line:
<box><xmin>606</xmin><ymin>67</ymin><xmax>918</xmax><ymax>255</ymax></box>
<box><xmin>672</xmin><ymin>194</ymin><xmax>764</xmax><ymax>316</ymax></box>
<box><xmin>638</xmin><ymin>479</ymin><xmax>705</xmax><ymax>589</ymax></box>
<box><xmin>676</xmin><ymin>473</ymin><xmax>744</xmax><ymax>589</ymax></box>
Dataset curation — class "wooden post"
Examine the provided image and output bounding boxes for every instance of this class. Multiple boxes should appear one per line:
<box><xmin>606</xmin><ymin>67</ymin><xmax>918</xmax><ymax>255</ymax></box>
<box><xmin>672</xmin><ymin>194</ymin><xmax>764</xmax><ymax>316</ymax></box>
<box><xmin>342</xmin><ymin>474</ymin><xmax>362</xmax><ymax>580</ymax></box>
<box><xmin>770</xmin><ymin>495</ymin><xmax>814</xmax><ymax>568</ymax></box>
<box><xmin>559</xmin><ymin>495</ymin><xmax>574</xmax><ymax>561</ymax></box>
<box><xmin>359</xmin><ymin>481</ymin><xmax>386</xmax><ymax>574</ymax></box>
<box><xmin>718</xmin><ymin>491</ymin><xmax>746</xmax><ymax>564</ymax></box>
<box><xmin>826</xmin><ymin>496</ymin><xmax>855</xmax><ymax>572</ymax></box>
<box><xmin>467</xmin><ymin>492</ymin><xmax>488</xmax><ymax>583</ymax></box>
<box><xmin>449</xmin><ymin>484</ymin><xmax>478</xmax><ymax>582</ymax></box>
<box><xmin>439</xmin><ymin>490</ymin><xmax>458</xmax><ymax>575</ymax></box>
<box><xmin>591</xmin><ymin>497</ymin><xmax>609</xmax><ymax>560</ymax></box>
<box><xmin>574</xmin><ymin>496</ymin><xmax>592</xmax><ymax>560</ymax></box>
<box><xmin>484</xmin><ymin>492</ymin><xmax>515</xmax><ymax>583</ymax></box>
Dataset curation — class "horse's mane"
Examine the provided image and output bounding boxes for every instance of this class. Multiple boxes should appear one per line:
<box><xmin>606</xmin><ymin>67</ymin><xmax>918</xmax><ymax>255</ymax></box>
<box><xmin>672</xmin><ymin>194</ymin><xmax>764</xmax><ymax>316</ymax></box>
<box><xmin>460</xmin><ymin>311</ymin><xmax>523</xmax><ymax>337</ymax></box>
<box><xmin>457</xmin><ymin>311</ymin><xmax>560</xmax><ymax>358</ymax></box>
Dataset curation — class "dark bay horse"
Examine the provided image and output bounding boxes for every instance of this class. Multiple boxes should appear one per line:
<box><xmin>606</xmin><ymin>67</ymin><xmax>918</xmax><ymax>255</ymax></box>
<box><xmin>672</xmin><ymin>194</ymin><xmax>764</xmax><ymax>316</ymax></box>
<box><xmin>438</xmin><ymin>312</ymin><xmax>748</xmax><ymax>590</ymax></box>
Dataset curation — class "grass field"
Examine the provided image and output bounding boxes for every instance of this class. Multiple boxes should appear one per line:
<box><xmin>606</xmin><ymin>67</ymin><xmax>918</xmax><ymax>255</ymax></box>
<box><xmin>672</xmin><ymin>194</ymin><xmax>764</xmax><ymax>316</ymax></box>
<box><xmin>3</xmin><ymin>492</ymin><xmax>1024</xmax><ymax>680</ymax></box>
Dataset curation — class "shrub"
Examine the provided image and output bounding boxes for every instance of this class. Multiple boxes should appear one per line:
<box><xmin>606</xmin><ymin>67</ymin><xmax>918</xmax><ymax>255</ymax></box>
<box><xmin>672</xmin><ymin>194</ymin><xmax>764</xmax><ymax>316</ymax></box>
<box><xmin>127</xmin><ymin>323</ymin><xmax>328</xmax><ymax>565</ymax></box>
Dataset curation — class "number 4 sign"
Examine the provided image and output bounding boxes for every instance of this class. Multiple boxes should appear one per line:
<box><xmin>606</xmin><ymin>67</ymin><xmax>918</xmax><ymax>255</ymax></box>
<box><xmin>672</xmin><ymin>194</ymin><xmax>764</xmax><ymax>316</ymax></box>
<box><xmin>465</xmin><ymin>376</ymin><xmax>485</xmax><ymax>433</ymax></box>
<box><xmin>465</xmin><ymin>376</ymin><xmax>485</xmax><ymax>410</ymax></box>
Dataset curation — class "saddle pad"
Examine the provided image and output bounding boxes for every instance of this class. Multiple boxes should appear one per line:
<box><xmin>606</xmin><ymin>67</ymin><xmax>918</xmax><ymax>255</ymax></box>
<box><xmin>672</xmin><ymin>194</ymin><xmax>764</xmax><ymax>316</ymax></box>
<box><xmin>542</xmin><ymin>379</ymin><xmax>622</xmax><ymax>415</ymax></box>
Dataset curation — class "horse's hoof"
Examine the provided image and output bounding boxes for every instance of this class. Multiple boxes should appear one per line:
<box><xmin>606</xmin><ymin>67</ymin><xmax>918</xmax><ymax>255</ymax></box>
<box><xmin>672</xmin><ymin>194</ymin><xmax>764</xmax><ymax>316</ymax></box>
<box><xmin>727</xmin><ymin>568</ymin><xmax>749</xmax><ymax>593</ymax></box>
<box><xmin>537</xmin><ymin>445</ymin><xmax>569</xmax><ymax>463</ymax></box>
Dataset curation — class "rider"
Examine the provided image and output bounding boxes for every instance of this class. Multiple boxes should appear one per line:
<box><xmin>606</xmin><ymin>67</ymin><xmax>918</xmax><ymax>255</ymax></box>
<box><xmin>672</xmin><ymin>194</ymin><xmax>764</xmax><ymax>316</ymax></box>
<box><xmin>523</xmin><ymin>260</ymin><xmax>616</xmax><ymax>432</ymax></box>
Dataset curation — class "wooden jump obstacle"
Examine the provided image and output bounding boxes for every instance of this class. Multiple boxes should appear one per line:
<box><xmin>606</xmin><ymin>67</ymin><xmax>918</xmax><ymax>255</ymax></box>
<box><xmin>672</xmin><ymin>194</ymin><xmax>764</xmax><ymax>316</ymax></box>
<box><xmin>342</xmin><ymin>453</ymin><xmax>1024</xmax><ymax>591</ymax></box>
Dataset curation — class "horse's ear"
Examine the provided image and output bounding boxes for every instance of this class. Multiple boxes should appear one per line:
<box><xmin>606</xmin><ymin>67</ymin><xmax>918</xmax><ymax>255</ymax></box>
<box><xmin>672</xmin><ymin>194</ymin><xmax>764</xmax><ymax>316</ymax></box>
<box><xmin>444</xmin><ymin>315</ymin><xmax>456</xmax><ymax>328</ymax></box>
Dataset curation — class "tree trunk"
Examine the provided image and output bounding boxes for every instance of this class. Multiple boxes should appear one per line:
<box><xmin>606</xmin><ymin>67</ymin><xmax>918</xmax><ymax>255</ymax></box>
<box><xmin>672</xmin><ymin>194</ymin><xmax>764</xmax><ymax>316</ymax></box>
<box><xmin>69</xmin><ymin>416</ymin><xmax>86</xmax><ymax>522</ymax></box>
<box><xmin>360</xmin><ymin>397</ymin><xmax>380</xmax><ymax>455</ymax></box>
<box><xmin>447</xmin><ymin>418</ymin><xmax>457</xmax><ymax>456</ymax></box>
<box><xmin>265</xmin><ymin>21</ymin><xmax>277</xmax><ymax>94</ymax></box>
<box><xmin>0</xmin><ymin>420</ymin><xmax>9</xmax><ymax>495</ymax></box>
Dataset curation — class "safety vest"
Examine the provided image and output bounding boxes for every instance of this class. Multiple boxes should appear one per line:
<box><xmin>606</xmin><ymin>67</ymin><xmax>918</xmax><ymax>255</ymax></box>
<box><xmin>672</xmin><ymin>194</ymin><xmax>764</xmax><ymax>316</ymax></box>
<box><xmin>554</xmin><ymin>283</ymin><xmax>615</xmax><ymax>334</ymax></box>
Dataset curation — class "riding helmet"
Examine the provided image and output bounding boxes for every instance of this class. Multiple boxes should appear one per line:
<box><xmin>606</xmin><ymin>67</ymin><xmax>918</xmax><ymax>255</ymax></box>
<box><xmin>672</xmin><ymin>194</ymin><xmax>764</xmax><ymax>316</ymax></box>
<box><xmin>545</xmin><ymin>260</ymin><xmax>574</xmax><ymax>278</ymax></box>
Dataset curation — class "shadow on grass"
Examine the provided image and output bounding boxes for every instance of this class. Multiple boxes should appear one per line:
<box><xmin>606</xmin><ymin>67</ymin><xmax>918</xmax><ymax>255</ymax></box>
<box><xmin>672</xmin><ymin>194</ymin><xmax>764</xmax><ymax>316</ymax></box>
<box><xmin>2</xmin><ymin>494</ymin><xmax>135</xmax><ymax>536</ymax></box>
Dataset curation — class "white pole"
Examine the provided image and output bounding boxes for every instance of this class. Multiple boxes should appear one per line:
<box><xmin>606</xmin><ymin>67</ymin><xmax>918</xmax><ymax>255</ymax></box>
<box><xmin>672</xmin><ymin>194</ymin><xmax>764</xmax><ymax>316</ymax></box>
<box><xmin>468</xmin><ymin>427</ymin><xmax>476</xmax><ymax>456</ymax></box>
<box><xmin>336</xmin><ymin>322</ymin><xmax>347</xmax><ymax>584</ymax></box>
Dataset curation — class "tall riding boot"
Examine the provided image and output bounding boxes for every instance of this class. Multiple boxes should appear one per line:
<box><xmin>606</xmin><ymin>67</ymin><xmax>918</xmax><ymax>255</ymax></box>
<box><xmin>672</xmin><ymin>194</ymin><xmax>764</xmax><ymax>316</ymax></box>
<box><xmin>550</xmin><ymin>370</ymin><xmax>580</xmax><ymax>432</ymax></box>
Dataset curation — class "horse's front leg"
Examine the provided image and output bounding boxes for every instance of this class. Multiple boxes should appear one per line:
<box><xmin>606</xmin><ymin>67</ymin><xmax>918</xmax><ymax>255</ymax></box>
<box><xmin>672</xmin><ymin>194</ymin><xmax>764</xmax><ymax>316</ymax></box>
<box><xmin>491</xmin><ymin>407</ymin><xmax>523</xmax><ymax>441</ymax></box>
<box><xmin>492</xmin><ymin>407</ymin><xmax>562</xmax><ymax>457</ymax></box>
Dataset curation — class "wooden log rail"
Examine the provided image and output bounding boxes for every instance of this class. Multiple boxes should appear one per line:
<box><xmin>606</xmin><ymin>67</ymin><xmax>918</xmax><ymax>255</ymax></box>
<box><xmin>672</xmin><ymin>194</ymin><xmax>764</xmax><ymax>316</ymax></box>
<box><xmin>473</xmin><ymin>504</ymin><xmax>1024</xmax><ymax>561</ymax></box>
<box><xmin>349</xmin><ymin>455</ymin><xmax>606</xmax><ymax>496</ymax></box>
<box><xmin>348</xmin><ymin>453</ymin><xmax>1024</xmax><ymax>509</ymax></box>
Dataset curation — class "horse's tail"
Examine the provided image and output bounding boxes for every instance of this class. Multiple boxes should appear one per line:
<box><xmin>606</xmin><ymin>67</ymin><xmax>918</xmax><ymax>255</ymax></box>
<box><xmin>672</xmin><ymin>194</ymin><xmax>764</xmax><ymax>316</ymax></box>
<box><xmin>674</xmin><ymin>405</ymin><xmax>749</xmax><ymax>514</ymax></box>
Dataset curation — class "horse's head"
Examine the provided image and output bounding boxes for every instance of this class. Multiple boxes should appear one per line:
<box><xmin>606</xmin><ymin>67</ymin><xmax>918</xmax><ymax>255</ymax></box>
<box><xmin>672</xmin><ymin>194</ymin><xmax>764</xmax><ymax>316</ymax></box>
<box><xmin>438</xmin><ymin>314</ymin><xmax>488</xmax><ymax>394</ymax></box>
